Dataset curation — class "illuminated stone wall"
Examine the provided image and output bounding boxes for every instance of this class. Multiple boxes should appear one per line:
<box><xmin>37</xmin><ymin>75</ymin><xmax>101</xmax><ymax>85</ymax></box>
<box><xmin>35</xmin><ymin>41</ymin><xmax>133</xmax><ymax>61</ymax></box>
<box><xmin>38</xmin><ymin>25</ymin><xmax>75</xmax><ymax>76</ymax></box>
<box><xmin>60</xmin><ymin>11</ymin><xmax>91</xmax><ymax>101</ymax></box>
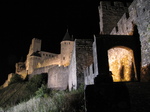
<box><xmin>30</xmin><ymin>65</ymin><xmax>55</xmax><ymax>79</ymax></box>
<box><xmin>84</xmin><ymin>37</ymin><xmax>98</xmax><ymax>85</ymax></box>
<box><xmin>24</xmin><ymin>37</ymin><xmax>74</xmax><ymax>76</ymax></box>
<box><xmin>60</xmin><ymin>41</ymin><xmax>74</xmax><ymax>66</ymax></box>
<box><xmin>41</xmin><ymin>54</ymin><xmax>61</xmax><ymax>67</ymax></box>
<box><xmin>98</xmin><ymin>1</ymin><xmax>131</xmax><ymax>34</ymax></box>
<box><xmin>68</xmin><ymin>42</ymin><xmax>77</xmax><ymax>91</ymax></box>
<box><xmin>26</xmin><ymin>38</ymin><xmax>42</xmax><ymax>74</ymax></box>
<box><xmin>110</xmin><ymin>0</ymin><xmax>150</xmax><ymax>67</ymax></box>
<box><xmin>47</xmin><ymin>65</ymin><xmax>68</xmax><ymax>90</ymax></box>
<box><xmin>108</xmin><ymin>47</ymin><xmax>135</xmax><ymax>81</ymax></box>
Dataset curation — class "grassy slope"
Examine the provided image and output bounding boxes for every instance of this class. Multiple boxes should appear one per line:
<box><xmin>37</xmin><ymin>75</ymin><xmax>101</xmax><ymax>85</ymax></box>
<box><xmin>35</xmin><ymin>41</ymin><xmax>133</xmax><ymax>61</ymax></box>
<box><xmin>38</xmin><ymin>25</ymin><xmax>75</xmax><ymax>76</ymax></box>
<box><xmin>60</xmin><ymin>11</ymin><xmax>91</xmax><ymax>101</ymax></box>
<box><xmin>4</xmin><ymin>89</ymin><xmax>84</xmax><ymax>112</ymax></box>
<box><xmin>0</xmin><ymin>82</ymin><xmax>85</xmax><ymax>112</ymax></box>
<box><xmin>0</xmin><ymin>82</ymin><xmax>34</xmax><ymax>108</ymax></box>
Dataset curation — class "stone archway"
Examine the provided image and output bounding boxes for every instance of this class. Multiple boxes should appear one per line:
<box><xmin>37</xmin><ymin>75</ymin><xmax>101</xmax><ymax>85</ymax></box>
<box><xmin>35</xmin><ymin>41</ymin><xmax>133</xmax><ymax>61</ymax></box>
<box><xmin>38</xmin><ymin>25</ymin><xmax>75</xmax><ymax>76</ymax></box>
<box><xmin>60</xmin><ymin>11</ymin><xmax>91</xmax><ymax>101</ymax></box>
<box><xmin>95</xmin><ymin>34</ymin><xmax>141</xmax><ymax>82</ymax></box>
<box><xmin>108</xmin><ymin>46</ymin><xmax>136</xmax><ymax>82</ymax></box>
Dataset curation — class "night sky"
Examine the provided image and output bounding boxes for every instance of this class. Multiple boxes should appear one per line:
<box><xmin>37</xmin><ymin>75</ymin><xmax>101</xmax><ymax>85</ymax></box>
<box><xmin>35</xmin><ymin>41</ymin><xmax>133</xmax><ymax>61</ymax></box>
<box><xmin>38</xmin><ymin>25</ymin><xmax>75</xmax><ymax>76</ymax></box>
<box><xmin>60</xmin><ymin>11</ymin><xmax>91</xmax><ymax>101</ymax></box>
<box><xmin>0</xmin><ymin>0</ymin><xmax>100</xmax><ymax>84</ymax></box>
<box><xmin>0</xmin><ymin>0</ymin><xmax>133</xmax><ymax>85</ymax></box>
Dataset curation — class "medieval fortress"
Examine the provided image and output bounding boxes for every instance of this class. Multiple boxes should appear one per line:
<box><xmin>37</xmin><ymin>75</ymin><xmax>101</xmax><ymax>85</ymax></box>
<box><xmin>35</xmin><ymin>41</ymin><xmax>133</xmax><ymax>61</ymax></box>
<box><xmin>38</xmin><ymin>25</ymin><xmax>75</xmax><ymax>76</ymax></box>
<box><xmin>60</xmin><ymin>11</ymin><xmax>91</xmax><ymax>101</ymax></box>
<box><xmin>2</xmin><ymin>0</ymin><xmax>150</xmax><ymax>90</ymax></box>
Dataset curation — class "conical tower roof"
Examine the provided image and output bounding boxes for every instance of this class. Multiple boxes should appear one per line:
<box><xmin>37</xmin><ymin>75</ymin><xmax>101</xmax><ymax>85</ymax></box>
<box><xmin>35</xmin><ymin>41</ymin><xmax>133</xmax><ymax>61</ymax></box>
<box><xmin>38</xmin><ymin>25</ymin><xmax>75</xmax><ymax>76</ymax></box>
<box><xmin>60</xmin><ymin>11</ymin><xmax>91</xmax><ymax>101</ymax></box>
<box><xmin>62</xmin><ymin>29</ymin><xmax>72</xmax><ymax>41</ymax></box>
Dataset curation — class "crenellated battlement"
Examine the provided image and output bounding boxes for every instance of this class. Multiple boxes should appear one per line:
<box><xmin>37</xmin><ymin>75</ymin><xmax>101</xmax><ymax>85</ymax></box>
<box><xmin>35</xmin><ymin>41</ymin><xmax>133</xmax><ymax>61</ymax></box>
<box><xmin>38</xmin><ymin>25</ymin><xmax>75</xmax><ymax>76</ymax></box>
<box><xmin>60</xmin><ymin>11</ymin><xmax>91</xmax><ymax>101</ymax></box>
<box><xmin>110</xmin><ymin>0</ymin><xmax>150</xmax><ymax>67</ymax></box>
<box><xmin>98</xmin><ymin>1</ymin><xmax>132</xmax><ymax>34</ymax></box>
<box><xmin>100</xmin><ymin>1</ymin><xmax>130</xmax><ymax>11</ymax></box>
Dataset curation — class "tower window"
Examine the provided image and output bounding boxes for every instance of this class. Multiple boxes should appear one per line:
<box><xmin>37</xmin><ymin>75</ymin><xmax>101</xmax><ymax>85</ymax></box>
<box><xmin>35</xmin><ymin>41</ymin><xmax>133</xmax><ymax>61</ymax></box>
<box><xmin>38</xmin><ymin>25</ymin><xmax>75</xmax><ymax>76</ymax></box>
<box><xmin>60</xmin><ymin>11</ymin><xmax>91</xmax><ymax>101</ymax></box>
<box><xmin>63</xmin><ymin>57</ymin><xmax>65</xmax><ymax>60</ymax></box>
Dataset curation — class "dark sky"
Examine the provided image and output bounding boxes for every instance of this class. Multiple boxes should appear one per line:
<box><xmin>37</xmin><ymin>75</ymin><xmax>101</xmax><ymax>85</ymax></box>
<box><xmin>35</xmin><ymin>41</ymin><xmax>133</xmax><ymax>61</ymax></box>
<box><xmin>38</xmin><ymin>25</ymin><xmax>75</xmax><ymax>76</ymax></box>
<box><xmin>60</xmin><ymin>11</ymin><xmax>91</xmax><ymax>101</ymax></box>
<box><xmin>0</xmin><ymin>0</ymin><xmax>133</xmax><ymax>85</ymax></box>
<box><xmin>0</xmin><ymin>0</ymin><xmax>100</xmax><ymax>84</ymax></box>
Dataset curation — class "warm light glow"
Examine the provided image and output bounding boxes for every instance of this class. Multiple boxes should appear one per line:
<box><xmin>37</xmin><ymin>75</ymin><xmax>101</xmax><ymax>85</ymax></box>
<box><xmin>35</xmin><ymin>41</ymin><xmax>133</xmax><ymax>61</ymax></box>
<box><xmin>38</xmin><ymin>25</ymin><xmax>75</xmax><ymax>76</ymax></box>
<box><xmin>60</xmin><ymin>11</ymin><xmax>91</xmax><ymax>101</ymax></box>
<box><xmin>108</xmin><ymin>46</ymin><xmax>135</xmax><ymax>82</ymax></box>
<box><xmin>37</xmin><ymin>63</ymin><xmax>42</xmax><ymax>68</ymax></box>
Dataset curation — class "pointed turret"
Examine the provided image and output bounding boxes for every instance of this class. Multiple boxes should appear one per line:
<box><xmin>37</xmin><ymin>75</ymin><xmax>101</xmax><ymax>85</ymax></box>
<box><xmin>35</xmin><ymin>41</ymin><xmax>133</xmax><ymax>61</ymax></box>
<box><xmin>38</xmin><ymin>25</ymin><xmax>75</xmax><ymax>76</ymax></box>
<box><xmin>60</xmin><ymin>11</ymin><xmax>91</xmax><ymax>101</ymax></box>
<box><xmin>62</xmin><ymin>29</ymin><xmax>73</xmax><ymax>41</ymax></box>
<box><xmin>60</xmin><ymin>29</ymin><xmax>74</xmax><ymax>66</ymax></box>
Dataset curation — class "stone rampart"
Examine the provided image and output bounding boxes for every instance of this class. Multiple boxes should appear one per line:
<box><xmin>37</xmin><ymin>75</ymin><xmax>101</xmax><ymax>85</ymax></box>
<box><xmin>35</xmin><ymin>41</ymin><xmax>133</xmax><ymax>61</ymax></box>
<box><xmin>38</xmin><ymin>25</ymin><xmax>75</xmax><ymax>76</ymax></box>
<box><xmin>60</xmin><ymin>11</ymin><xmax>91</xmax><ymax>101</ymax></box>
<box><xmin>30</xmin><ymin>65</ymin><xmax>56</xmax><ymax>79</ymax></box>
<box><xmin>99</xmin><ymin>1</ymin><xmax>131</xmax><ymax>34</ymax></box>
<box><xmin>84</xmin><ymin>36</ymin><xmax>98</xmax><ymax>85</ymax></box>
<box><xmin>47</xmin><ymin>65</ymin><xmax>69</xmax><ymax>90</ymax></box>
<box><xmin>110</xmin><ymin>0</ymin><xmax>150</xmax><ymax>66</ymax></box>
<box><xmin>75</xmin><ymin>39</ymin><xmax>93</xmax><ymax>87</ymax></box>
<box><xmin>84</xmin><ymin>64</ymin><xmax>95</xmax><ymax>85</ymax></box>
<box><xmin>41</xmin><ymin>54</ymin><xmax>61</xmax><ymax>67</ymax></box>
<box><xmin>68</xmin><ymin>42</ymin><xmax>77</xmax><ymax>91</ymax></box>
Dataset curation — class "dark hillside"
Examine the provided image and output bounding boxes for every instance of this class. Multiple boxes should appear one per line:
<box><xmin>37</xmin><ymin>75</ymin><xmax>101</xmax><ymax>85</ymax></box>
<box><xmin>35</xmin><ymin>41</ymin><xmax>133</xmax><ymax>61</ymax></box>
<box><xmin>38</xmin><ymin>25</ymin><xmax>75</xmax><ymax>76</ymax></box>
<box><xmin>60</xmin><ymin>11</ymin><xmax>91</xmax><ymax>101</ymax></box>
<box><xmin>0</xmin><ymin>73</ymin><xmax>48</xmax><ymax>108</ymax></box>
<box><xmin>0</xmin><ymin>83</ymin><xmax>31</xmax><ymax>108</ymax></box>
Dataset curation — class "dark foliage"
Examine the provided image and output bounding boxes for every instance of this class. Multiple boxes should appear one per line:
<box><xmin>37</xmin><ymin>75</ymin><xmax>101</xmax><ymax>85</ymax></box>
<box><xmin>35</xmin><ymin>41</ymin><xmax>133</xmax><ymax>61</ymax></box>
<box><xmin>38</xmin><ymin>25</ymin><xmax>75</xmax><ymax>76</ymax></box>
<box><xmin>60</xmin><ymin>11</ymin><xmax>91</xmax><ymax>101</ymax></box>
<box><xmin>26</xmin><ymin>73</ymin><xmax>48</xmax><ymax>93</ymax></box>
<box><xmin>8</xmin><ymin>74</ymin><xmax>23</xmax><ymax>85</ymax></box>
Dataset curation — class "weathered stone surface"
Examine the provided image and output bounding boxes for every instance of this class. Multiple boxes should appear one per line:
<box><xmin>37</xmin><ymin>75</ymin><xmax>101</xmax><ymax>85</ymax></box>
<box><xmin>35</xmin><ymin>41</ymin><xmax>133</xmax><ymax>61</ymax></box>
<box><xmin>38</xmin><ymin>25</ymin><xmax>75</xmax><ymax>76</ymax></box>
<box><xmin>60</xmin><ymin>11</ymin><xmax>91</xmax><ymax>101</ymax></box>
<box><xmin>108</xmin><ymin>47</ymin><xmax>135</xmax><ymax>81</ymax></box>
<box><xmin>98</xmin><ymin>1</ymin><xmax>131</xmax><ymax>34</ymax></box>
<box><xmin>48</xmin><ymin>65</ymin><xmax>68</xmax><ymax>90</ymax></box>
<box><xmin>76</xmin><ymin>39</ymin><xmax>93</xmax><ymax>87</ymax></box>
<box><xmin>68</xmin><ymin>43</ymin><xmax>77</xmax><ymax>91</ymax></box>
<box><xmin>109</xmin><ymin>0</ymin><xmax>150</xmax><ymax>67</ymax></box>
<box><xmin>141</xmin><ymin>64</ymin><xmax>150</xmax><ymax>82</ymax></box>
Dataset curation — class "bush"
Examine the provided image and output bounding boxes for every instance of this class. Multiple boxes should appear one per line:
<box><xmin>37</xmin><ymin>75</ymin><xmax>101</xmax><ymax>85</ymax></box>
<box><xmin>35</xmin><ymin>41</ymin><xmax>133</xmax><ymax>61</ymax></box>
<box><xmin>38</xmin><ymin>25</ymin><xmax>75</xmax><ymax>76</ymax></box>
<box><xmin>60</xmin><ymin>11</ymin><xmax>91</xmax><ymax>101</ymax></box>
<box><xmin>3</xmin><ymin>85</ymin><xmax>85</xmax><ymax>112</ymax></box>
<box><xmin>62</xmin><ymin>86</ymin><xmax>85</xmax><ymax>112</ymax></box>
<box><xmin>26</xmin><ymin>73</ymin><xmax>48</xmax><ymax>93</ymax></box>
<box><xmin>35</xmin><ymin>84</ymin><xmax>49</xmax><ymax>98</ymax></box>
<box><xmin>9</xmin><ymin>74</ymin><xmax>23</xmax><ymax>85</ymax></box>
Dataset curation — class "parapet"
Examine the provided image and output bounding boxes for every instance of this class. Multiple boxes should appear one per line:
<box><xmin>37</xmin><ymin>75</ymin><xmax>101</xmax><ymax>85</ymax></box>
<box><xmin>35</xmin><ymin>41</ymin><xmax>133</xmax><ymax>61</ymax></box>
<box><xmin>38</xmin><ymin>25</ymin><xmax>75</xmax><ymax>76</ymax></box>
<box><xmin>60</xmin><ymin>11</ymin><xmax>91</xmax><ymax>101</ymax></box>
<box><xmin>75</xmin><ymin>39</ymin><xmax>93</xmax><ymax>46</ymax></box>
<box><xmin>100</xmin><ymin>1</ymin><xmax>131</xmax><ymax>11</ymax></box>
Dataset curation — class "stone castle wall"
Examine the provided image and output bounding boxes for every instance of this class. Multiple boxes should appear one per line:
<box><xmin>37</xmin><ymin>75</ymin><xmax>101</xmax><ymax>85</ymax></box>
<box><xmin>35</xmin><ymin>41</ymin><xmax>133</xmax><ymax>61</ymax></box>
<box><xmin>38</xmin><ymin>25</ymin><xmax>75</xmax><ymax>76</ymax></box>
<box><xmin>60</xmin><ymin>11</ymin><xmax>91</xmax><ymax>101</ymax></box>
<box><xmin>108</xmin><ymin>47</ymin><xmax>135</xmax><ymax>81</ymax></box>
<box><xmin>47</xmin><ymin>42</ymin><xmax>77</xmax><ymax>91</ymax></box>
<box><xmin>28</xmin><ymin>38</ymin><xmax>41</xmax><ymax>56</ymax></box>
<box><xmin>75</xmin><ymin>39</ymin><xmax>93</xmax><ymax>87</ymax></box>
<box><xmin>30</xmin><ymin>65</ymin><xmax>56</xmax><ymax>79</ymax></box>
<box><xmin>60</xmin><ymin>41</ymin><xmax>74</xmax><ymax>66</ymax></box>
<box><xmin>24</xmin><ymin>37</ymin><xmax>76</xmax><ymax>90</ymax></box>
<box><xmin>84</xmin><ymin>64</ymin><xmax>95</xmax><ymax>85</ymax></box>
<box><xmin>98</xmin><ymin>1</ymin><xmax>131</xmax><ymax>34</ymax></box>
<box><xmin>26</xmin><ymin>56</ymin><xmax>41</xmax><ymax>74</ymax></box>
<box><xmin>68</xmin><ymin>42</ymin><xmax>77</xmax><ymax>91</ymax></box>
<box><xmin>47</xmin><ymin>65</ymin><xmax>69</xmax><ymax>90</ymax></box>
<box><xmin>41</xmin><ymin>54</ymin><xmax>61</xmax><ymax>67</ymax></box>
<box><xmin>110</xmin><ymin>0</ymin><xmax>150</xmax><ymax>66</ymax></box>
<box><xmin>4</xmin><ymin>0</ymin><xmax>149</xmax><ymax>90</ymax></box>
<box><xmin>84</xmin><ymin>37</ymin><xmax>98</xmax><ymax>85</ymax></box>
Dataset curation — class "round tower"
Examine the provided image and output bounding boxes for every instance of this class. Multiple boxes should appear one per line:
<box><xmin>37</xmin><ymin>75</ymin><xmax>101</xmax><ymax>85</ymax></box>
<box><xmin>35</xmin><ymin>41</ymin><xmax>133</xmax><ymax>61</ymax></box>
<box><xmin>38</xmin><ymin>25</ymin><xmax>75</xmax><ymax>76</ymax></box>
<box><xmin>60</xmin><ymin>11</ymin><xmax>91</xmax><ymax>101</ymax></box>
<box><xmin>60</xmin><ymin>29</ymin><xmax>74</xmax><ymax>66</ymax></box>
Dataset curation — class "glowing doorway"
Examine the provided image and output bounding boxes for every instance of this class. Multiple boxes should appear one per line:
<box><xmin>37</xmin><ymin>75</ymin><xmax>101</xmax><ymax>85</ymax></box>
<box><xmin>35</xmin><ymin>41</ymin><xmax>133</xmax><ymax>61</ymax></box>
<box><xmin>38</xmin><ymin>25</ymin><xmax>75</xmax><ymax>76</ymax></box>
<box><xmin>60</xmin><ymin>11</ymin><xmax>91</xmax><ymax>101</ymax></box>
<box><xmin>108</xmin><ymin>46</ymin><xmax>137</xmax><ymax>82</ymax></box>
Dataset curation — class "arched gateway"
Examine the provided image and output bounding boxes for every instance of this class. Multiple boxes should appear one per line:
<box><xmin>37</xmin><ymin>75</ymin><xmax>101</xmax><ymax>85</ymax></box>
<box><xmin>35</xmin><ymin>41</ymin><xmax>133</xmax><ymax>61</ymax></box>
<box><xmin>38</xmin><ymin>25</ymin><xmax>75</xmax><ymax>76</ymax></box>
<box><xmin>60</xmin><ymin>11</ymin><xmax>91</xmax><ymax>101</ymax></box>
<box><xmin>85</xmin><ymin>34</ymin><xmax>141</xmax><ymax>112</ymax></box>
<box><xmin>95</xmin><ymin>34</ymin><xmax>141</xmax><ymax>82</ymax></box>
